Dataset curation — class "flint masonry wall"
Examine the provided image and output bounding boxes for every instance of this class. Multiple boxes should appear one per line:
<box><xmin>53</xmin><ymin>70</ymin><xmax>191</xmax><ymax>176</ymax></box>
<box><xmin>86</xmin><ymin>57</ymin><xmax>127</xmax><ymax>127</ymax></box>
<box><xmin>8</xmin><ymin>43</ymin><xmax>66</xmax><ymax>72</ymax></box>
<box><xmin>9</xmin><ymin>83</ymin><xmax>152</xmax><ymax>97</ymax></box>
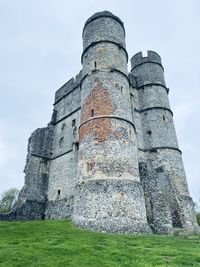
<box><xmin>131</xmin><ymin>51</ymin><xmax>198</xmax><ymax>233</ymax></box>
<box><xmin>73</xmin><ymin>11</ymin><xmax>150</xmax><ymax>233</ymax></box>
<box><xmin>45</xmin><ymin>72</ymin><xmax>82</xmax><ymax>219</ymax></box>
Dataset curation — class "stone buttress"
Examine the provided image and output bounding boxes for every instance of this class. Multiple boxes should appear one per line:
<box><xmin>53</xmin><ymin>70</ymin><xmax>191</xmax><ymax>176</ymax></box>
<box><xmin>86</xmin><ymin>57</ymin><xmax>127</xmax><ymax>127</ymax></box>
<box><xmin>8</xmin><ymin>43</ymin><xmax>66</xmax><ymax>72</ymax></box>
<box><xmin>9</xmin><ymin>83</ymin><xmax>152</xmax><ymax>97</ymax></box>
<box><xmin>130</xmin><ymin>51</ymin><xmax>199</xmax><ymax>233</ymax></box>
<box><xmin>72</xmin><ymin>12</ymin><xmax>150</xmax><ymax>233</ymax></box>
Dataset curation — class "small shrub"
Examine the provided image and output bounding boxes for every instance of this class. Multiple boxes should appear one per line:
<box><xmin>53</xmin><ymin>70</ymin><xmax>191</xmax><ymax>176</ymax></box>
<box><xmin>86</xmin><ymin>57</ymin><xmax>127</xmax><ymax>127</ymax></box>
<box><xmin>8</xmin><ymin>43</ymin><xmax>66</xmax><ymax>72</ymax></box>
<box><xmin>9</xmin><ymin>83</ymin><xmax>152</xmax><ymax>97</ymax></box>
<box><xmin>0</xmin><ymin>188</ymin><xmax>19</xmax><ymax>213</ymax></box>
<box><xmin>197</xmin><ymin>213</ymin><xmax>200</xmax><ymax>226</ymax></box>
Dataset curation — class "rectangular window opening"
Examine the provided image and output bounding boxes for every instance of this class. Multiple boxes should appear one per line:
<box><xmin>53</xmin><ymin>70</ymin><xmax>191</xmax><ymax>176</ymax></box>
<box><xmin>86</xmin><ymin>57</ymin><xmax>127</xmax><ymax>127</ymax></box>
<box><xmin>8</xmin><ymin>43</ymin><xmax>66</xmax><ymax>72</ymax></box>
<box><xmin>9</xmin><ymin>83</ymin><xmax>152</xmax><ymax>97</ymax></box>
<box><xmin>163</xmin><ymin>115</ymin><xmax>167</xmax><ymax>122</ymax></box>
<box><xmin>75</xmin><ymin>142</ymin><xmax>79</xmax><ymax>151</ymax></box>
<box><xmin>87</xmin><ymin>162</ymin><xmax>90</xmax><ymax>173</ymax></box>
<box><xmin>72</xmin><ymin>119</ymin><xmax>76</xmax><ymax>127</ymax></box>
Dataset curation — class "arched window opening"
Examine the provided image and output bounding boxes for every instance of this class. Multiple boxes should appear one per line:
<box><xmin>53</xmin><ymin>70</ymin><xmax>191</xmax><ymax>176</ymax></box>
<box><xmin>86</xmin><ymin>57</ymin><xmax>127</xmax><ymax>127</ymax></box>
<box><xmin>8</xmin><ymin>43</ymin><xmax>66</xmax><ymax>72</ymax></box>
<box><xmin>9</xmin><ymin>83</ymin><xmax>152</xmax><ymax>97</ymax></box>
<box><xmin>91</xmin><ymin>109</ymin><xmax>94</xmax><ymax>117</ymax></box>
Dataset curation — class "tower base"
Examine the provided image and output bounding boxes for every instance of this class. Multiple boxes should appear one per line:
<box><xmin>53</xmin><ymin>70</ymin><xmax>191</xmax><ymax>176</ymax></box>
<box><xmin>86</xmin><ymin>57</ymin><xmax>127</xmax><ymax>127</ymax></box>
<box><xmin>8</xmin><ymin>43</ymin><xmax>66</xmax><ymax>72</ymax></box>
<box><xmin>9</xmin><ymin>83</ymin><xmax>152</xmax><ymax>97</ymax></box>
<box><xmin>73</xmin><ymin>179</ymin><xmax>151</xmax><ymax>234</ymax></box>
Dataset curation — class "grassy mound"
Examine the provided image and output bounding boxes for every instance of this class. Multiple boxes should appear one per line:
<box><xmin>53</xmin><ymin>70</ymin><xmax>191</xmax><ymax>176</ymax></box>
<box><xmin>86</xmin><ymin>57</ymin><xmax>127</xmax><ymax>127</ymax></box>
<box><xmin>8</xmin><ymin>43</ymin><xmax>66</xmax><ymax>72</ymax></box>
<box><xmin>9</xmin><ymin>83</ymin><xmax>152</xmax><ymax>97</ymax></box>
<box><xmin>0</xmin><ymin>220</ymin><xmax>199</xmax><ymax>266</ymax></box>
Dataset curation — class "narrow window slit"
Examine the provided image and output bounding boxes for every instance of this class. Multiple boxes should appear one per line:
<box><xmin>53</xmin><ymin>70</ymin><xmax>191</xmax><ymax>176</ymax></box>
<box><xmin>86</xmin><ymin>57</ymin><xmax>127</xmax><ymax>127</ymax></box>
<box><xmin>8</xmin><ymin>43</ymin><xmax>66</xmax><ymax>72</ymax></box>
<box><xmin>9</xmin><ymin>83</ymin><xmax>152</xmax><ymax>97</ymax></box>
<box><xmin>75</xmin><ymin>142</ymin><xmax>79</xmax><ymax>151</ymax></box>
<box><xmin>163</xmin><ymin>115</ymin><xmax>167</xmax><ymax>122</ymax></box>
<box><xmin>87</xmin><ymin>162</ymin><xmax>90</xmax><ymax>173</ymax></box>
<box><xmin>61</xmin><ymin>123</ymin><xmax>66</xmax><ymax>130</ymax></box>
<box><xmin>72</xmin><ymin>119</ymin><xmax>76</xmax><ymax>127</ymax></box>
<box><xmin>59</xmin><ymin>137</ymin><xmax>64</xmax><ymax>147</ymax></box>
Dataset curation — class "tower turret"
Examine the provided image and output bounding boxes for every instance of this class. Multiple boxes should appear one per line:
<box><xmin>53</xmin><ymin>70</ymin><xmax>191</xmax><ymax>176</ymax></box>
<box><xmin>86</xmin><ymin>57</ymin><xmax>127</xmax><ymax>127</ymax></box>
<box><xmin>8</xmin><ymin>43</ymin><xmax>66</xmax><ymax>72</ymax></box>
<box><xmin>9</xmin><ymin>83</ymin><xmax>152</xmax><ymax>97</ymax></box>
<box><xmin>131</xmin><ymin>51</ymin><xmax>198</xmax><ymax>233</ymax></box>
<box><xmin>73</xmin><ymin>11</ymin><xmax>150</xmax><ymax>233</ymax></box>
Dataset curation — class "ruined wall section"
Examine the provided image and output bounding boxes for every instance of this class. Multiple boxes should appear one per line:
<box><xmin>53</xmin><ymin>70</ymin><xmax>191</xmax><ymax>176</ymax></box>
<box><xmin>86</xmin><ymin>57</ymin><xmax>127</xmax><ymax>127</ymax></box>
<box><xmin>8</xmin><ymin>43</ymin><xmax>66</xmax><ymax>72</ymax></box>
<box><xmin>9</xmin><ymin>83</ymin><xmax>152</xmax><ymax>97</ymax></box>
<box><xmin>21</xmin><ymin>126</ymin><xmax>53</xmax><ymax>203</ymax></box>
<box><xmin>0</xmin><ymin>126</ymin><xmax>54</xmax><ymax>220</ymax></box>
<box><xmin>45</xmin><ymin>72</ymin><xmax>82</xmax><ymax>219</ymax></box>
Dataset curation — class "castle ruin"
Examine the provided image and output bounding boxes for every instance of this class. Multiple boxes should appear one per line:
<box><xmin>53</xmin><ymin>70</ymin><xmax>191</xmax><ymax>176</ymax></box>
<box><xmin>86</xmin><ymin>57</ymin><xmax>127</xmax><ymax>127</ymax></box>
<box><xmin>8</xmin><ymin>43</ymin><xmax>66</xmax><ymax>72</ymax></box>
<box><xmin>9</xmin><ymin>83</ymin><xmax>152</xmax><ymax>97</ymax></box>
<box><xmin>1</xmin><ymin>11</ymin><xmax>199</xmax><ymax>234</ymax></box>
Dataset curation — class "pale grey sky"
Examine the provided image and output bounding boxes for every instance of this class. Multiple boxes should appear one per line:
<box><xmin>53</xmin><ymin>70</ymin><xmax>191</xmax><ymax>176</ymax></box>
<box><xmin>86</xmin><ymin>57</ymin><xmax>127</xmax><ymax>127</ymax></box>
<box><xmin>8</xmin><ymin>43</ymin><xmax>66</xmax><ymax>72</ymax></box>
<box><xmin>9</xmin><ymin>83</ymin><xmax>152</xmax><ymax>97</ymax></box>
<box><xmin>0</xmin><ymin>0</ymin><xmax>200</xmax><ymax>204</ymax></box>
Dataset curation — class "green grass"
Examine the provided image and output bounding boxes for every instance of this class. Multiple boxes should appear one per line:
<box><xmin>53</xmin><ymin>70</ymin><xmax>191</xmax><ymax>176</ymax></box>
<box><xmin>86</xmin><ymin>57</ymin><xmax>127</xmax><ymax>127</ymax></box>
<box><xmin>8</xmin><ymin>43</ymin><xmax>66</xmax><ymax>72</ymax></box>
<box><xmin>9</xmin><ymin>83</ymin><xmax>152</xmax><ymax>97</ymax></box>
<box><xmin>0</xmin><ymin>220</ymin><xmax>199</xmax><ymax>267</ymax></box>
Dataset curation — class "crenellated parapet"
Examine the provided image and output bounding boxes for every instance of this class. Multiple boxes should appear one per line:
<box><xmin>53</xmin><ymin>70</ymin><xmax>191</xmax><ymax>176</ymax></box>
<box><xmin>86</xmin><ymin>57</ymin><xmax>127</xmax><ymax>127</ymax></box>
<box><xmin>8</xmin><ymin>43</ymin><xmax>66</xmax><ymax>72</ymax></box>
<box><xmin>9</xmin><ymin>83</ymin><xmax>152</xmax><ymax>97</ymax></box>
<box><xmin>131</xmin><ymin>50</ymin><xmax>166</xmax><ymax>89</ymax></box>
<box><xmin>54</xmin><ymin>71</ymin><xmax>82</xmax><ymax>104</ymax></box>
<box><xmin>131</xmin><ymin>51</ymin><xmax>162</xmax><ymax>69</ymax></box>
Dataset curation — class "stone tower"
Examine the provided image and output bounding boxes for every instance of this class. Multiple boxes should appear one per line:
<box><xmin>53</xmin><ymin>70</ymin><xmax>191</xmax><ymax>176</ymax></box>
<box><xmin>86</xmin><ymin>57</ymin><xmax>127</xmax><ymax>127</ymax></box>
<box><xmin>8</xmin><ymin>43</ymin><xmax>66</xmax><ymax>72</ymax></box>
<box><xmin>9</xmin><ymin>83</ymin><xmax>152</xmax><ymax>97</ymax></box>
<box><xmin>130</xmin><ymin>51</ymin><xmax>198</xmax><ymax>233</ymax></box>
<box><xmin>72</xmin><ymin>12</ymin><xmax>150</xmax><ymax>233</ymax></box>
<box><xmin>0</xmin><ymin>11</ymin><xmax>198</xmax><ymax>235</ymax></box>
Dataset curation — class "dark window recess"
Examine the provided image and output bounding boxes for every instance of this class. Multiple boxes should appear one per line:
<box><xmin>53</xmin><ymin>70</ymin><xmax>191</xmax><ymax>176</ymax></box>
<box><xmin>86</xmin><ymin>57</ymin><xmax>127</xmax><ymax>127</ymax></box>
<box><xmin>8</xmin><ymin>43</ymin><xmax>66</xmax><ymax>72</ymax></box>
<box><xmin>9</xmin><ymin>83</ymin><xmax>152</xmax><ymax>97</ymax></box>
<box><xmin>72</xmin><ymin>119</ymin><xmax>76</xmax><ymax>127</ymax></box>
<box><xmin>58</xmin><ymin>189</ymin><xmax>61</xmax><ymax>196</ymax></box>
<box><xmin>156</xmin><ymin>166</ymin><xmax>164</xmax><ymax>173</ymax></box>
<box><xmin>150</xmin><ymin>148</ymin><xmax>157</xmax><ymax>153</ymax></box>
<box><xmin>61</xmin><ymin>123</ymin><xmax>66</xmax><ymax>130</ymax></box>
<box><xmin>163</xmin><ymin>115</ymin><xmax>167</xmax><ymax>122</ymax></box>
<box><xmin>147</xmin><ymin>130</ymin><xmax>152</xmax><ymax>135</ymax></box>
<box><xmin>129</xmin><ymin>130</ymin><xmax>132</xmax><ymax>138</ymax></box>
<box><xmin>59</xmin><ymin>137</ymin><xmax>64</xmax><ymax>147</ymax></box>
<box><xmin>120</xmin><ymin>86</ymin><xmax>123</xmax><ymax>92</ymax></box>
<box><xmin>94</xmin><ymin>61</ymin><xmax>97</xmax><ymax>68</ymax></box>
<box><xmin>75</xmin><ymin>142</ymin><xmax>79</xmax><ymax>151</ymax></box>
<box><xmin>73</xmin><ymin>127</ymin><xmax>77</xmax><ymax>137</ymax></box>
<box><xmin>91</xmin><ymin>109</ymin><xmax>94</xmax><ymax>117</ymax></box>
<box><xmin>87</xmin><ymin>162</ymin><xmax>90</xmax><ymax>173</ymax></box>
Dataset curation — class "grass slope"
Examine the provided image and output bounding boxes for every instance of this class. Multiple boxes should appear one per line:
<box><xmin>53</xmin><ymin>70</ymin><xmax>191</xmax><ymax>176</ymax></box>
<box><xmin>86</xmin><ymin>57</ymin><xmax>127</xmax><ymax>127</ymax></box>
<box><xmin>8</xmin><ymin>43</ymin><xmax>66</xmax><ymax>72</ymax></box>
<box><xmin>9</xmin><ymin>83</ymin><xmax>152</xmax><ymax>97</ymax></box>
<box><xmin>0</xmin><ymin>220</ymin><xmax>199</xmax><ymax>267</ymax></box>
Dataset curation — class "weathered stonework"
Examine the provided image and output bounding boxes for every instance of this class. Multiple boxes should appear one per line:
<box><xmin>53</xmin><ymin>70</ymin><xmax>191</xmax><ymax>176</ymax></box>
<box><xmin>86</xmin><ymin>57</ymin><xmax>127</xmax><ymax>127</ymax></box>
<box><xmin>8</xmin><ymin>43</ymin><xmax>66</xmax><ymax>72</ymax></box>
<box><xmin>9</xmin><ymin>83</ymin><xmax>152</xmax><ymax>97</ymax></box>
<box><xmin>1</xmin><ymin>11</ymin><xmax>199</xmax><ymax>234</ymax></box>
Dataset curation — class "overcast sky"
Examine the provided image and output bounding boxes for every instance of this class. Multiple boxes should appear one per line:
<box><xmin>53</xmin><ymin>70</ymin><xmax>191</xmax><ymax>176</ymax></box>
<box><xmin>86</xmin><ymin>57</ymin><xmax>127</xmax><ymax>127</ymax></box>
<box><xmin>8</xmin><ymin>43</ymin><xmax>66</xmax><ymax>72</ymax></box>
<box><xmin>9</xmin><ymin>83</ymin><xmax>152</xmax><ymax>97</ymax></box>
<box><xmin>0</xmin><ymin>0</ymin><xmax>199</xmax><ymax>204</ymax></box>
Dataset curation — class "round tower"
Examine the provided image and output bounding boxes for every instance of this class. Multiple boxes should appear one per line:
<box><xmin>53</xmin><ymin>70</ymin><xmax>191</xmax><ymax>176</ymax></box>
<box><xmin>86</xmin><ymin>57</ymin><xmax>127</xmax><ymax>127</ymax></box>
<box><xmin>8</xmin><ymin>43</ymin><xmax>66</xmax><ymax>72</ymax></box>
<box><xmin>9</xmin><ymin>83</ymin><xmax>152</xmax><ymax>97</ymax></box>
<box><xmin>73</xmin><ymin>11</ymin><xmax>150</xmax><ymax>233</ymax></box>
<box><xmin>131</xmin><ymin>51</ymin><xmax>198</xmax><ymax>232</ymax></box>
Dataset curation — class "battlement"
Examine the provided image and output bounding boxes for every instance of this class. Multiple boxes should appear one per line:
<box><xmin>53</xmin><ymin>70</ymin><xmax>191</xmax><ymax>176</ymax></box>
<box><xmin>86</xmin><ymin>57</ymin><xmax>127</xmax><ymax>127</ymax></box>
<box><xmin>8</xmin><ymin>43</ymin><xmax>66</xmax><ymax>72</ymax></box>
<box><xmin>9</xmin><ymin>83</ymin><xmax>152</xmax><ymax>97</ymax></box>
<box><xmin>54</xmin><ymin>71</ymin><xmax>82</xmax><ymax>103</ymax></box>
<box><xmin>83</xmin><ymin>11</ymin><xmax>124</xmax><ymax>33</ymax></box>
<box><xmin>131</xmin><ymin>51</ymin><xmax>162</xmax><ymax>70</ymax></box>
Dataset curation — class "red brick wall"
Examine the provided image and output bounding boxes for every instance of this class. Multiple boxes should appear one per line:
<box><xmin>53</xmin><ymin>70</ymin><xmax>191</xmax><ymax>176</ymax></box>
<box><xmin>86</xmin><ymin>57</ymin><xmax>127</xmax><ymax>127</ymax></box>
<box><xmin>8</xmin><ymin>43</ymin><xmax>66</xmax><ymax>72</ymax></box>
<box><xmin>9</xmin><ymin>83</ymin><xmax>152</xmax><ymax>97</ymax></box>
<box><xmin>80</xmin><ymin>78</ymin><xmax>113</xmax><ymax>143</ymax></box>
